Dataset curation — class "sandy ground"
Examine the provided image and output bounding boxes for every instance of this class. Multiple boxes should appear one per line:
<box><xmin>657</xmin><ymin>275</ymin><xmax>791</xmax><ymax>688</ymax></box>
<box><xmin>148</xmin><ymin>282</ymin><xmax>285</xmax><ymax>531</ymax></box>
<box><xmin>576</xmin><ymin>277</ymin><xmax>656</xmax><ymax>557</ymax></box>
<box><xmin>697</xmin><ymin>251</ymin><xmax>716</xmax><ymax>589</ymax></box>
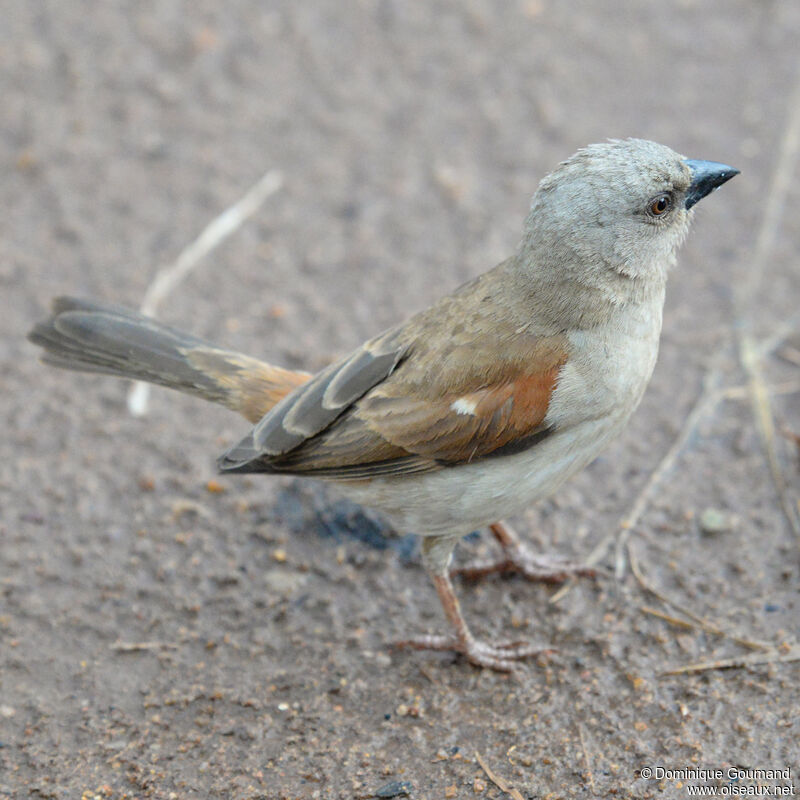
<box><xmin>2</xmin><ymin>2</ymin><xmax>799</xmax><ymax>798</ymax></box>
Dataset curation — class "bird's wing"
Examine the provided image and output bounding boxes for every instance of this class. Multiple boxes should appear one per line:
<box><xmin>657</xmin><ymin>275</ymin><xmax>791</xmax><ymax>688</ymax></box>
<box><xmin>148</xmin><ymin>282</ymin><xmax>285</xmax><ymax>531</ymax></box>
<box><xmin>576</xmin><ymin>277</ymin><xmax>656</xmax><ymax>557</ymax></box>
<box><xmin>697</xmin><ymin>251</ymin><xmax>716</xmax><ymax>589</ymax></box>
<box><xmin>218</xmin><ymin>311</ymin><xmax>568</xmax><ymax>479</ymax></box>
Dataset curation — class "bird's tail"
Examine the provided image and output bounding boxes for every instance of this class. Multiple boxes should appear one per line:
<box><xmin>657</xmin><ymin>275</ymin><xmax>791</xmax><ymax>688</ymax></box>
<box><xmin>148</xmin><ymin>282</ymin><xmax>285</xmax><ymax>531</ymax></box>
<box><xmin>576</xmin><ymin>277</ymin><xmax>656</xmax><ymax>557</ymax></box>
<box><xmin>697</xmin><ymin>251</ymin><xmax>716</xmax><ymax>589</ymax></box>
<box><xmin>27</xmin><ymin>297</ymin><xmax>311</xmax><ymax>422</ymax></box>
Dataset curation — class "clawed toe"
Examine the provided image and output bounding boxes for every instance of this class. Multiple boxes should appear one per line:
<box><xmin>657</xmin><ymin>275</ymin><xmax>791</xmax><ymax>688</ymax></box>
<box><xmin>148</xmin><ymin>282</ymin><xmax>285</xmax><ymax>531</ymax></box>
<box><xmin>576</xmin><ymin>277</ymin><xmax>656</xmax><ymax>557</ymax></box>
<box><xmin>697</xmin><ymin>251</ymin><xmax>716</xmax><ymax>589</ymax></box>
<box><xmin>452</xmin><ymin>552</ymin><xmax>595</xmax><ymax>582</ymax></box>
<box><xmin>452</xmin><ymin>521</ymin><xmax>596</xmax><ymax>584</ymax></box>
<box><xmin>393</xmin><ymin>634</ymin><xmax>554</xmax><ymax>672</ymax></box>
<box><xmin>513</xmin><ymin>553</ymin><xmax>597</xmax><ymax>582</ymax></box>
<box><xmin>493</xmin><ymin>639</ymin><xmax>555</xmax><ymax>656</ymax></box>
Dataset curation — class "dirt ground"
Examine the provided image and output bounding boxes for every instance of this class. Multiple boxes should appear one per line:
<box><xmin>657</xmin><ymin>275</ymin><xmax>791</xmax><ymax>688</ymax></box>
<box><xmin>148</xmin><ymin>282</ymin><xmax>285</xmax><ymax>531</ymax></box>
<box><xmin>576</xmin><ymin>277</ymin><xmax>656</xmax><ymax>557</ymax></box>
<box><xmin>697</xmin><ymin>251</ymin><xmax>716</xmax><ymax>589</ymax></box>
<box><xmin>2</xmin><ymin>2</ymin><xmax>799</xmax><ymax>798</ymax></box>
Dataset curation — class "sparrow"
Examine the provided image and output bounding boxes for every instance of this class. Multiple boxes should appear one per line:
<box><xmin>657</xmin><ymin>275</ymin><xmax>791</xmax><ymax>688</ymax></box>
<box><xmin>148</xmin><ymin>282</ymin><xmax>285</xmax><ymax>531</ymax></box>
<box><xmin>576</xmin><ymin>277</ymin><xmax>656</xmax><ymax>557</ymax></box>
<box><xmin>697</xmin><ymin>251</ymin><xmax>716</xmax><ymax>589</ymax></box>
<box><xmin>28</xmin><ymin>139</ymin><xmax>738</xmax><ymax>671</ymax></box>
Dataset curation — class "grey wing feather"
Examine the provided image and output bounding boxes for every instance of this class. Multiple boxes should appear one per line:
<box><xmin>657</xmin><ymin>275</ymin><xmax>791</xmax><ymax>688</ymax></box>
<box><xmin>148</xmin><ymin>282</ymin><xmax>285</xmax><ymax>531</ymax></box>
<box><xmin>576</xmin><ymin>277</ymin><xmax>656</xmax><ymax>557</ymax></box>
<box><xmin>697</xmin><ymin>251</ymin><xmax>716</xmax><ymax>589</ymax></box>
<box><xmin>219</xmin><ymin>331</ymin><xmax>410</xmax><ymax>470</ymax></box>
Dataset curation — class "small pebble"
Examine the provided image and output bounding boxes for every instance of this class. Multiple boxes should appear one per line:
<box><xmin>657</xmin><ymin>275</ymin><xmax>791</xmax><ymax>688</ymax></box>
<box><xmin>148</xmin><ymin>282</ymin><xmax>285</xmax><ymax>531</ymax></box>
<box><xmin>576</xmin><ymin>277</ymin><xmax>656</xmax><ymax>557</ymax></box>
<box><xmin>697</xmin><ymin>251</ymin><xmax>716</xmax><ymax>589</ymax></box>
<box><xmin>374</xmin><ymin>780</ymin><xmax>413</xmax><ymax>798</ymax></box>
<box><xmin>699</xmin><ymin>508</ymin><xmax>735</xmax><ymax>535</ymax></box>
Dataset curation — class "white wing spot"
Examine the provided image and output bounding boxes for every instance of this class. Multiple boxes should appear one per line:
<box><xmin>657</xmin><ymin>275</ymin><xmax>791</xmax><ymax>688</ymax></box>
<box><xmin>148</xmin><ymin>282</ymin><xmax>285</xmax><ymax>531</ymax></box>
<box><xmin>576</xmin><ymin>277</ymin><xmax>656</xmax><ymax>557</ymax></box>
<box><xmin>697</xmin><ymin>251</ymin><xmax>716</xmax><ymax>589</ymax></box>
<box><xmin>450</xmin><ymin>397</ymin><xmax>478</xmax><ymax>416</ymax></box>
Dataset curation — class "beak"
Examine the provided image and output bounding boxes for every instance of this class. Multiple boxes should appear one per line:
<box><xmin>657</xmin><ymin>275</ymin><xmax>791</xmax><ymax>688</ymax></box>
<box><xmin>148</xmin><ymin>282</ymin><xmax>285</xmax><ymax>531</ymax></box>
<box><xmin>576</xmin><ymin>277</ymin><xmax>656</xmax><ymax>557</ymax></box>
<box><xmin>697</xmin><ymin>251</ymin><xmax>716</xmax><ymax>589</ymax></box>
<box><xmin>684</xmin><ymin>159</ymin><xmax>740</xmax><ymax>209</ymax></box>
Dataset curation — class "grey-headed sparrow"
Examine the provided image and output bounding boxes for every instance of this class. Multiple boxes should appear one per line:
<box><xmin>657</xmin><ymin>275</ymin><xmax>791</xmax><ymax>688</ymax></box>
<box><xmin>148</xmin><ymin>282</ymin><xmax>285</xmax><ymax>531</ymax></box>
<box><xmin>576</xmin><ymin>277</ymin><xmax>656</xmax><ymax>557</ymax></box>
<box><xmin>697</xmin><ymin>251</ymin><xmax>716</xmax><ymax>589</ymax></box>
<box><xmin>29</xmin><ymin>139</ymin><xmax>738</xmax><ymax>670</ymax></box>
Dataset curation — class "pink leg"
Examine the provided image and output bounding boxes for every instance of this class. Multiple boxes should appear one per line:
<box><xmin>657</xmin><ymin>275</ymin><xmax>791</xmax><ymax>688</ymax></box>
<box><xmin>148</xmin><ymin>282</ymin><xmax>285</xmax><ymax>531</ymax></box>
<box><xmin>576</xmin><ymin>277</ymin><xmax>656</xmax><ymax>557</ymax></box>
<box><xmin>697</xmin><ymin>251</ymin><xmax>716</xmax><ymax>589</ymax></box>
<box><xmin>394</xmin><ymin>537</ymin><xmax>553</xmax><ymax>672</ymax></box>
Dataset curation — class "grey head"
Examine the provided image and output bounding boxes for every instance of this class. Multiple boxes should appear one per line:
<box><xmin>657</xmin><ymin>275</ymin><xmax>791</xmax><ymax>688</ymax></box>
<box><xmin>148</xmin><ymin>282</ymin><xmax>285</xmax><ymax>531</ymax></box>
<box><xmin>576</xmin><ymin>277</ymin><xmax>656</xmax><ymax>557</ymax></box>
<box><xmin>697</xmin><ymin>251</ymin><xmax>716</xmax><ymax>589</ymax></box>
<box><xmin>521</xmin><ymin>139</ymin><xmax>739</xmax><ymax>287</ymax></box>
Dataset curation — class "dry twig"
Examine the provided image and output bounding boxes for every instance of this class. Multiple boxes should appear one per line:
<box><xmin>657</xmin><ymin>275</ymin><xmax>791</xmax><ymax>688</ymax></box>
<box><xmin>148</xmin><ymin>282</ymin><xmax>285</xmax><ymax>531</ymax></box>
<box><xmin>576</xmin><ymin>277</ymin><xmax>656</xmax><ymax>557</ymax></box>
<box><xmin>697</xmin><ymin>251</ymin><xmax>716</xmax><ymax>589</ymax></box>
<box><xmin>629</xmin><ymin>543</ymin><xmax>771</xmax><ymax>651</ymax></box>
<box><xmin>739</xmin><ymin>335</ymin><xmax>800</xmax><ymax>543</ymax></box>
<box><xmin>111</xmin><ymin>641</ymin><xmax>179</xmax><ymax>652</ymax></box>
<box><xmin>577</xmin><ymin>724</ymin><xmax>596</xmax><ymax>794</ymax></box>
<box><xmin>722</xmin><ymin>380</ymin><xmax>800</xmax><ymax>401</ymax></box>
<box><xmin>640</xmin><ymin>605</ymin><xmax>696</xmax><ymax>630</ymax></box>
<box><xmin>127</xmin><ymin>169</ymin><xmax>284</xmax><ymax>416</ymax></box>
<box><xmin>757</xmin><ymin>313</ymin><xmax>800</xmax><ymax>359</ymax></box>
<box><xmin>613</xmin><ymin>367</ymin><xmax>725</xmax><ymax>578</ymax></box>
<box><xmin>474</xmin><ymin>751</ymin><xmax>525</xmax><ymax>800</ymax></box>
<box><xmin>661</xmin><ymin>646</ymin><xmax>800</xmax><ymax>676</ymax></box>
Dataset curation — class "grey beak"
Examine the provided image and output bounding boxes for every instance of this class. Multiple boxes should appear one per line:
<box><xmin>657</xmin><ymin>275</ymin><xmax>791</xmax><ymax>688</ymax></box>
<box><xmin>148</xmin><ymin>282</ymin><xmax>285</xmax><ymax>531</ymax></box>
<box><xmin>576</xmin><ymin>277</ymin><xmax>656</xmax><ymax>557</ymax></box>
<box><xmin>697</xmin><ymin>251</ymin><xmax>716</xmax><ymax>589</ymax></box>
<box><xmin>684</xmin><ymin>159</ymin><xmax>740</xmax><ymax>209</ymax></box>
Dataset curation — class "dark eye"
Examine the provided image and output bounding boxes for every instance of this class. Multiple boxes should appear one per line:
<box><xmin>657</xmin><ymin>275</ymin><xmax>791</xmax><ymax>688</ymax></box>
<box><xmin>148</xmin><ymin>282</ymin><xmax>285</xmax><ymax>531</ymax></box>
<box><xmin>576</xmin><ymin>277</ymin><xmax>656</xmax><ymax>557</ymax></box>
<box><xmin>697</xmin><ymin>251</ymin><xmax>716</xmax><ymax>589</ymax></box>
<box><xmin>647</xmin><ymin>193</ymin><xmax>672</xmax><ymax>217</ymax></box>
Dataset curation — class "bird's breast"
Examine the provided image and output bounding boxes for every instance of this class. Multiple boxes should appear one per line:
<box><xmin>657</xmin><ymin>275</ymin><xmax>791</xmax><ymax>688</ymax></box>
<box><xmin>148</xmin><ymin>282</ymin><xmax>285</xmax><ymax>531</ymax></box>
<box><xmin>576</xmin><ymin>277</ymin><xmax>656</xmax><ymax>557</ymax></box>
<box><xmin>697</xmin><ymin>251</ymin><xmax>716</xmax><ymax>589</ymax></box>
<box><xmin>546</xmin><ymin>296</ymin><xmax>664</xmax><ymax>432</ymax></box>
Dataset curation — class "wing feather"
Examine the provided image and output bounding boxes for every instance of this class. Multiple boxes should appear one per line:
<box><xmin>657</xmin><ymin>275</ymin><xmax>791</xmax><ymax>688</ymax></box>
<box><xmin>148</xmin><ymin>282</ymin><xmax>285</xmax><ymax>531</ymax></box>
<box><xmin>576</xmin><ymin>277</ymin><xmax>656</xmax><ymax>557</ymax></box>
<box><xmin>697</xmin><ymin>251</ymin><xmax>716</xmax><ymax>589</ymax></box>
<box><xmin>219</xmin><ymin>336</ymin><xmax>567</xmax><ymax>478</ymax></box>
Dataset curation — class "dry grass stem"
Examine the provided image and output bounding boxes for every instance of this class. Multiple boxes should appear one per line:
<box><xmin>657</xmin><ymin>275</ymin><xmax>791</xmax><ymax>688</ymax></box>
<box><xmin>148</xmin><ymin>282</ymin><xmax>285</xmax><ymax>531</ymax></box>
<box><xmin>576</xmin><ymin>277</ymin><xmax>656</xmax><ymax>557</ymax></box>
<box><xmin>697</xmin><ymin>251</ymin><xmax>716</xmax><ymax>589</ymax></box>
<box><xmin>629</xmin><ymin>544</ymin><xmax>771</xmax><ymax>651</ymax></box>
<box><xmin>661</xmin><ymin>646</ymin><xmax>800</xmax><ymax>676</ymax></box>
<box><xmin>578</xmin><ymin>724</ymin><xmax>596</xmax><ymax>794</ymax></box>
<box><xmin>757</xmin><ymin>314</ymin><xmax>800</xmax><ymax>359</ymax></box>
<box><xmin>127</xmin><ymin>169</ymin><xmax>284</xmax><ymax>416</ymax></box>
<box><xmin>740</xmin><ymin>336</ymin><xmax>800</xmax><ymax>543</ymax></box>
<box><xmin>640</xmin><ymin>605</ymin><xmax>697</xmax><ymax>630</ymax></box>
<box><xmin>474</xmin><ymin>751</ymin><xmax>525</xmax><ymax>800</ymax></box>
<box><xmin>111</xmin><ymin>641</ymin><xmax>179</xmax><ymax>652</ymax></box>
<box><xmin>722</xmin><ymin>379</ymin><xmax>800</xmax><ymax>400</ymax></box>
<box><xmin>734</xmin><ymin>67</ymin><xmax>800</xmax><ymax>545</ymax></box>
<box><xmin>613</xmin><ymin>367</ymin><xmax>726</xmax><ymax>579</ymax></box>
<box><xmin>777</xmin><ymin>345</ymin><xmax>800</xmax><ymax>366</ymax></box>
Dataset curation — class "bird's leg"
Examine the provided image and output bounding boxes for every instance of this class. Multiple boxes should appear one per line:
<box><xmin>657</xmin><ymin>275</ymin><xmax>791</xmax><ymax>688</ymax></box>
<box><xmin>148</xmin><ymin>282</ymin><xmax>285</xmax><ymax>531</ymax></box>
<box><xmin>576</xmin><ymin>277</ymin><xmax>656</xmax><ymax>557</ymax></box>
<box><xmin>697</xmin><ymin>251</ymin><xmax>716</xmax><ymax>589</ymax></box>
<box><xmin>394</xmin><ymin>536</ymin><xmax>552</xmax><ymax>672</ymax></box>
<box><xmin>452</xmin><ymin>520</ymin><xmax>596</xmax><ymax>583</ymax></box>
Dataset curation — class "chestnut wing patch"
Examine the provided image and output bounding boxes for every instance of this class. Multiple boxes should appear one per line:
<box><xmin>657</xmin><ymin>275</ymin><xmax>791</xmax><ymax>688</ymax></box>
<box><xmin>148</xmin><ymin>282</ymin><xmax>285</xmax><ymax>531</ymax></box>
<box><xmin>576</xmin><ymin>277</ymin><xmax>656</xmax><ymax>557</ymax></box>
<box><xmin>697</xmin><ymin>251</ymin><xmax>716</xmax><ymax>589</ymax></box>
<box><xmin>358</xmin><ymin>365</ymin><xmax>563</xmax><ymax>465</ymax></box>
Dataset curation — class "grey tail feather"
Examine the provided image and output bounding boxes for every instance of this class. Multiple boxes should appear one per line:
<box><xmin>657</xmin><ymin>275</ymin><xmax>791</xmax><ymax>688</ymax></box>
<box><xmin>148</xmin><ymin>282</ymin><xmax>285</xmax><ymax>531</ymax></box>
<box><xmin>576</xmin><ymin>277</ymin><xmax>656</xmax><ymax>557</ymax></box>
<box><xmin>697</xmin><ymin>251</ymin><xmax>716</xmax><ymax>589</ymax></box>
<box><xmin>27</xmin><ymin>296</ymin><xmax>230</xmax><ymax>404</ymax></box>
<box><xmin>216</xmin><ymin>431</ymin><xmax>266</xmax><ymax>473</ymax></box>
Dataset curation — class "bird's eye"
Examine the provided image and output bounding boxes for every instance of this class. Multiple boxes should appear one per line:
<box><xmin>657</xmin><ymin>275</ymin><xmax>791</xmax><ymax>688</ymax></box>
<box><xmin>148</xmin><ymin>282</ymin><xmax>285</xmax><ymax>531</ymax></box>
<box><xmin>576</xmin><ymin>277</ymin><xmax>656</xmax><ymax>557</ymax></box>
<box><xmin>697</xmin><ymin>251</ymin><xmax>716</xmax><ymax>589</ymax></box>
<box><xmin>647</xmin><ymin>193</ymin><xmax>672</xmax><ymax>217</ymax></box>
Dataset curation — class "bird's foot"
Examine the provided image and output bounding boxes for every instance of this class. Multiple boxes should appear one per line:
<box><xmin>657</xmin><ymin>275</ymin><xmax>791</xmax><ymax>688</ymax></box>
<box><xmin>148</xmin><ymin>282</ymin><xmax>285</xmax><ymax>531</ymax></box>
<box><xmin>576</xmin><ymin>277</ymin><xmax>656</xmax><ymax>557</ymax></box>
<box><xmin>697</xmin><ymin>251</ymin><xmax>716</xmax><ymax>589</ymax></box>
<box><xmin>399</xmin><ymin>552</ymin><xmax>558</xmax><ymax>671</ymax></box>
<box><xmin>452</xmin><ymin>549</ymin><xmax>596</xmax><ymax>582</ymax></box>
<box><xmin>394</xmin><ymin>633</ymin><xmax>554</xmax><ymax>672</ymax></box>
<box><xmin>453</xmin><ymin>521</ymin><xmax>596</xmax><ymax>583</ymax></box>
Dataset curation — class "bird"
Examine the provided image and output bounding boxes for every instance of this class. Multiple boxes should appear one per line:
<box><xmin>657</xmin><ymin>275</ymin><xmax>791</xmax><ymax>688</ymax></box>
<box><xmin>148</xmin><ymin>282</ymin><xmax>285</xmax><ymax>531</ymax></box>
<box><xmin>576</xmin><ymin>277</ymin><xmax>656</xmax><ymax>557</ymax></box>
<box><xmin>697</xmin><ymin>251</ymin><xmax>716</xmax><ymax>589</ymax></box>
<box><xmin>28</xmin><ymin>139</ymin><xmax>738</xmax><ymax>671</ymax></box>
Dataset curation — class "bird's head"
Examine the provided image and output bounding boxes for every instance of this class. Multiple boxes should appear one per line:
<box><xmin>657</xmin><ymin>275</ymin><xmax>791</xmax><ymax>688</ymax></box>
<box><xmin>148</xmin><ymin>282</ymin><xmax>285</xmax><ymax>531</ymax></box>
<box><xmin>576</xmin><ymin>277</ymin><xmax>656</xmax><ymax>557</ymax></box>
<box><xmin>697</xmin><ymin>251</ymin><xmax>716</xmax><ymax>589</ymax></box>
<box><xmin>523</xmin><ymin>138</ymin><xmax>738</xmax><ymax>289</ymax></box>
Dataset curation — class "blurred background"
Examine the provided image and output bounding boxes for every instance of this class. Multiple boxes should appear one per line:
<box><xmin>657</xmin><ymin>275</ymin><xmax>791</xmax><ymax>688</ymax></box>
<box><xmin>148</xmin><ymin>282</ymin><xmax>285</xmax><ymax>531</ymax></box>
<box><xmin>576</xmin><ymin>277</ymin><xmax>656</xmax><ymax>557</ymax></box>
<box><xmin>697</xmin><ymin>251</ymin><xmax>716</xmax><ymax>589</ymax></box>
<box><xmin>2</xmin><ymin>2</ymin><xmax>799</xmax><ymax>797</ymax></box>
